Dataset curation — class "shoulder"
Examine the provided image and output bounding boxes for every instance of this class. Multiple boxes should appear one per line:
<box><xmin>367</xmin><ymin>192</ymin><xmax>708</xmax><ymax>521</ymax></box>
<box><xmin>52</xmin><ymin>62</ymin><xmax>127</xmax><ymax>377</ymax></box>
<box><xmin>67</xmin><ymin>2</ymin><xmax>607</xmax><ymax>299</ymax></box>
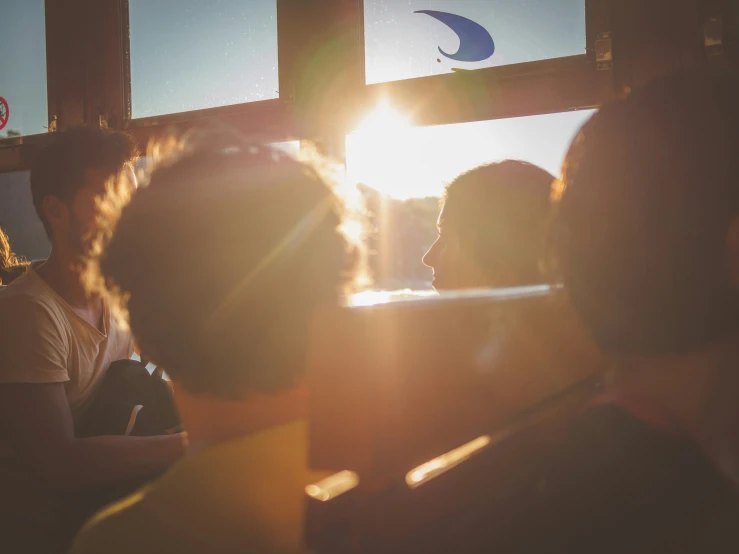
<box><xmin>0</xmin><ymin>272</ymin><xmax>61</xmax><ymax>317</ymax></box>
<box><xmin>557</xmin><ymin>405</ymin><xmax>722</xmax><ymax>487</ymax></box>
<box><xmin>72</xmin><ymin>481</ymin><xmax>218</xmax><ymax>554</ymax></box>
<box><xmin>0</xmin><ymin>274</ymin><xmax>74</xmax><ymax>383</ymax></box>
<box><xmin>550</xmin><ymin>405</ymin><xmax>733</xmax><ymax>505</ymax></box>
<box><xmin>510</xmin><ymin>405</ymin><xmax>739</xmax><ymax>552</ymax></box>
<box><xmin>0</xmin><ymin>279</ymin><xmax>66</xmax><ymax>336</ymax></box>
<box><xmin>71</xmin><ymin>486</ymin><xmax>155</xmax><ymax>554</ymax></box>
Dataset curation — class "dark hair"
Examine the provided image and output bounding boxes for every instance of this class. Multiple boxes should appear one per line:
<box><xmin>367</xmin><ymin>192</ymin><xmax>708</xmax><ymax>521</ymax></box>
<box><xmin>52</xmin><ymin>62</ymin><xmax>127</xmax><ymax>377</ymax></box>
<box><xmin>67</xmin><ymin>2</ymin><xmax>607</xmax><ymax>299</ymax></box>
<box><xmin>442</xmin><ymin>160</ymin><xmax>555</xmax><ymax>284</ymax></box>
<box><xmin>552</xmin><ymin>70</ymin><xmax>739</xmax><ymax>356</ymax></box>
<box><xmin>98</xmin><ymin>134</ymin><xmax>359</xmax><ymax>397</ymax></box>
<box><xmin>30</xmin><ymin>127</ymin><xmax>138</xmax><ymax>239</ymax></box>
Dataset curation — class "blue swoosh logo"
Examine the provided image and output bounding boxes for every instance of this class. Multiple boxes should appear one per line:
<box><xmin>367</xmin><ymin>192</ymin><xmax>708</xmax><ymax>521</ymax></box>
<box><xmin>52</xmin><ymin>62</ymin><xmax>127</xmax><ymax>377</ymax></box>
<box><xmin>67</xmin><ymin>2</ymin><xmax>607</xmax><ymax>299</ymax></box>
<box><xmin>415</xmin><ymin>10</ymin><xmax>495</xmax><ymax>63</ymax></box>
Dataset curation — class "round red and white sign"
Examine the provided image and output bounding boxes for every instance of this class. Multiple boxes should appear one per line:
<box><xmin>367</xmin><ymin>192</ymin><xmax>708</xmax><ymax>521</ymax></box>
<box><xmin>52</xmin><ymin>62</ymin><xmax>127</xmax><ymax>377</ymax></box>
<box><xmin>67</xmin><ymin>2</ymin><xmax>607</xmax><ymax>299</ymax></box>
<box><xmin>0</xmin><ymin>97</ymin><xmax>9</xmax><ymax>131</ymax></box>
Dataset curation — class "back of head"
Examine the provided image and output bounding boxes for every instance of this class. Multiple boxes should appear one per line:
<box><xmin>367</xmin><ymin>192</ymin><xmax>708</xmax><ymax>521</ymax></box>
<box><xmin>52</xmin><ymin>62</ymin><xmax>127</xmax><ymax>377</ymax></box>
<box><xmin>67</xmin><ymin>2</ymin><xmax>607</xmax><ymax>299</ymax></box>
<box><xmin>0</xmin><ymin>226</ymin><xmax>16</xmax><ymax>270</ymax></box>
<box><xmin>443</xmin><ymin>160</ymin><xmax>555</xmax><ymax>284</ymax></box>
<box><xmin>30</xmin><ymin>127</ymin><xmax>137</xmax><ymax>239</ymax></box>
<box><xmin>553</xmin><ymin>70</ymin><xmax>739</xmax><ymax>355</ymax></box>
<box><xmin>0</xmin><ymin>226</ymin><xmax>29</xmax><ymax>285</ymax></box>
<box><xmin>99</xmin><ymin>133</ymin><xmax>357</xmax><ymax>398</ymax></box>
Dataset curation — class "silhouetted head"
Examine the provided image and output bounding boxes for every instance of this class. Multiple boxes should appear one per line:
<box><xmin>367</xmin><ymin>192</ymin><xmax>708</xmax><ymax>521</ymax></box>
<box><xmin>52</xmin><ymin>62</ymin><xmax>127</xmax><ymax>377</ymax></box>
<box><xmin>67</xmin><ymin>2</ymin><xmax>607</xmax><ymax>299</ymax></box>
<box><xmin>423</xmin><ymin>160</ymin><xmax>554</xmax><ymax>290</ymax></box>
<box><xmin>97</xmin><ymin>132</ymin><xmax>362</xmax><ymax>398</ymax></box>
<box><xmin>30</xmin><ymin>127</ymin><xmax>137</xmax><ymax>257</ymax></box>
<box><xmin>552</xmin><ymin>70</ymin><xmax>739</xmax><ymax>356</ymax></box>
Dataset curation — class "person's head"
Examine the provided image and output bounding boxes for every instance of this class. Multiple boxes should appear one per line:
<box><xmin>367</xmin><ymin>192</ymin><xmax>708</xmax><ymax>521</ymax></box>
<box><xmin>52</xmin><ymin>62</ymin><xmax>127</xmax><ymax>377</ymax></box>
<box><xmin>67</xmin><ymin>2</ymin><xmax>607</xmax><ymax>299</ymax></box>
<box><xmin>552</xmin><ymin>70</ymin><xmax>739</xmax><ymax>357</ymax></box>
<box><xmin>30</xmin><ymin>127</ymin><xmax>137</xmax><ymax>258</ymax></box>
<box><xmin>96</xmin><ymin>132</ymin><xmax>360</xmax><ymax>400</ymax></box>
<box><xmin>0</xmin><ymin>226</ymin><xmax>22</xmax><ymax>269</ymax></box>
<box><xmin>423</xmin><ymin>160</ymin><xmax>555</xmax><ymax>290</ymax></box>
<box><xmin>0</xmin><ymin>226</ymin><xmax>28</xmax><ymax>284</ymax></box>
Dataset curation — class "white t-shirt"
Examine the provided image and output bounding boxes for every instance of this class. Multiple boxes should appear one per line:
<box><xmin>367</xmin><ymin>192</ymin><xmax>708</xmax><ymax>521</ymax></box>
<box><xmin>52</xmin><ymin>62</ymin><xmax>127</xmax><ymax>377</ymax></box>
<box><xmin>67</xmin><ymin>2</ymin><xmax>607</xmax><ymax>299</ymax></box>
<box><xmin>0</xmin><ymin>269</ymin><xmax>134</xmax><ymax>416</ymax></box>
<box><xmin>0</xmin><ymin>269</ymin><xmax>134</xmax><ymax>528</ymax></box>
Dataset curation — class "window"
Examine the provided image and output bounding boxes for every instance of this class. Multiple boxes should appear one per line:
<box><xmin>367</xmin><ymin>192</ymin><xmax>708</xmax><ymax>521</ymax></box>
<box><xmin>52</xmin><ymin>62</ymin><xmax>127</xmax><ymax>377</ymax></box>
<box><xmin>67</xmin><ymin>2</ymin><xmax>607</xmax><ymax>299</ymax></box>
<box><xmin>128</xmin><ymin>0</ymin><xmax>279</xmax><ymax>119</ymax></box>
<box><xmin>346</xmin><ymin>108</ymin><xmax>595</xmax><ymax>290</ymax></box>
<box><xmin>347</xmin><ymin>108</ymin><xmax>593</xmax><ymax>198</ymax></box>
<box><xmin>0</xmin><ymin>172</ymin><xmax>50</xmax><ymax>261</ymax></box>
<box><xmin>272</xmin><ymin>141</ymin><xmax>300</xmax><ymax>156</ymax></box>
<box><xmin>0</xmin><ymin>1</ymin><xmax>48</xmax><ymax>137</ymax></box>
<box><xmin>364</xmin><ymin>0</ymin><xmax>586</xmax><ymax>84</ymax></box>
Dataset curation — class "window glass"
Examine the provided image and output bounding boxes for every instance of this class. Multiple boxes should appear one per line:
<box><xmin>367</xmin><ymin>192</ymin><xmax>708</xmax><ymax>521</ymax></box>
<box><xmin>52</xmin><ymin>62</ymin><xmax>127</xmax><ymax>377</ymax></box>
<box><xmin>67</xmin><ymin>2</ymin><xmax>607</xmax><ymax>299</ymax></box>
<box><xmin>272</xmin><ymin>141</ymin><xmax>300</xmax><ymax>156</ymax></box>
<box><xmin>0</xmin><ymin>1</ymin><xmax>48</xmax><ymax>137</ymax></box>
<box><xmin>365</xmin><ymin>0</ymin><xmax>586</xmax><ymax>84</ymax></box>
<box><xmin>0</xmin><ymin>172</ymin><xmax>50</xmax><ymax>261</ymax></box>
<box><xmin>129</xmin><ymin>0</ymin><xmax>279</xmax><ymax>119</ymax></box>
<box><xmin>346</xmin><ymin>108</ymin><xmax>594</xmax><ymax>290</ymax></box>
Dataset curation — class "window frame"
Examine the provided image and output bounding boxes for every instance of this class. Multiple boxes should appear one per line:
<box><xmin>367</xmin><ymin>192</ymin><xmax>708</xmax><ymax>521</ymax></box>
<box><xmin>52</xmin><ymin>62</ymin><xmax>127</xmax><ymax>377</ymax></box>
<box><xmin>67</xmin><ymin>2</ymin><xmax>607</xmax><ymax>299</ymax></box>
<box><xmin>0</xmin><ymin>0</ymin><xmax>721</xmax><ymax>173</ymax></box>
<box><xmin>359</xmin><ymin>0</ymin><xmax>613</xmax><ymax>127</ymax></box>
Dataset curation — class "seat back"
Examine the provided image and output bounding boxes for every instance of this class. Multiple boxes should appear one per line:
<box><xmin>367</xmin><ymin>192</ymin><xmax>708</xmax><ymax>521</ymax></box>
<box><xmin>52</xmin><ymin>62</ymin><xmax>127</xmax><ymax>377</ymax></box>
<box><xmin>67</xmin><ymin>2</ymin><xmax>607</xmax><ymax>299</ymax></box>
<box><xmin>305</xmin><ymin>375</ymin><xmax>602</xmax><ymax>554</ymax></box>
<box><xmin>307</xmin><ymin>287</ymin><xmax>605</xmax><ymax>478</ymax></box>
<box><xmin>304</xmin><ymin>287</ymin><xmax>606</xmax><ymax>553</ymax></box>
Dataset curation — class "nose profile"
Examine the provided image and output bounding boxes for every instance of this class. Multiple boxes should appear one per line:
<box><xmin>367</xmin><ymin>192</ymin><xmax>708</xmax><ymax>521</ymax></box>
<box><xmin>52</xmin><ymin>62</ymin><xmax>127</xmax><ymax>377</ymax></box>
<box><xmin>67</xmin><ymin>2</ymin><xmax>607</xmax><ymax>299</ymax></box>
<box><xmin>423</xmin><ymin>240</ymin><xmax>439</xmax><ymax>268</ymax></box>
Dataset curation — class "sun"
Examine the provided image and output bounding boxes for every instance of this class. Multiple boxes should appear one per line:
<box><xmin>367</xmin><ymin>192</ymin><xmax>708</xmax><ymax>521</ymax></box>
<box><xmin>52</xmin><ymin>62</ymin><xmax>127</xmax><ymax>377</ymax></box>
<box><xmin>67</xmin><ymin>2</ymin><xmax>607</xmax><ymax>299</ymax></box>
<box><xmin>345</xmin><ymin>100</ymin><xmax>486</xmax><ymax>200</ymax></box>
<box><xmin>353</xmin><ymin>100</ymin><xmax>411</xmax><ymax>135</ymax></box>
<box><xmin>345</xmin><ymin>101</ymin><xmax>426</xmax><ymax>200</ymax></box>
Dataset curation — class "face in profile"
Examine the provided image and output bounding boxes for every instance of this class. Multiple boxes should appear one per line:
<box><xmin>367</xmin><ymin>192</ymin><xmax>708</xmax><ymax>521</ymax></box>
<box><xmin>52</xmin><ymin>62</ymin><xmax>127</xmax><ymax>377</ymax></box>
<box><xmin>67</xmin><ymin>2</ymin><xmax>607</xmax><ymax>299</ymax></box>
<box><xmin>422</xmin><ymin>205</ymin><xmax>484</xmax><ymax>291</ymax></box>
<box><xmin>64</xmin><ymin>165</ymin><xmax>136</xmax><ymax>256</ymax></box>
<box><xmin>423</xmin><ymin>161</ymin><xmax>554</xmax><ymax>291</ymax></box>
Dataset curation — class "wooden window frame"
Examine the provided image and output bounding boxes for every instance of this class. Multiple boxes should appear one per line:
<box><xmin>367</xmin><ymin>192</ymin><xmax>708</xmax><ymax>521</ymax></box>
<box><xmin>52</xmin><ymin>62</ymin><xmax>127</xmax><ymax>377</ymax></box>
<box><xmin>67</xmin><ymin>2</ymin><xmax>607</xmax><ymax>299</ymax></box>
<box><xmin>0</xmin><ymin>0</ymin><xmax>724</xmax><ymax>174</ymax></box>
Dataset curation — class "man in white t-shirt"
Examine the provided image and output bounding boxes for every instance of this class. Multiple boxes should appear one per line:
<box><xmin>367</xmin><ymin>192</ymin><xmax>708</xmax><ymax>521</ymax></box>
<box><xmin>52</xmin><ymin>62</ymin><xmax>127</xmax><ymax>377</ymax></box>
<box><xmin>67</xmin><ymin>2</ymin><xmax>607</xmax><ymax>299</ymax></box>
<box><xmin>0</xmin><ymin>128</ymin><xmax>186</xmax><ymax>553</ymax></box>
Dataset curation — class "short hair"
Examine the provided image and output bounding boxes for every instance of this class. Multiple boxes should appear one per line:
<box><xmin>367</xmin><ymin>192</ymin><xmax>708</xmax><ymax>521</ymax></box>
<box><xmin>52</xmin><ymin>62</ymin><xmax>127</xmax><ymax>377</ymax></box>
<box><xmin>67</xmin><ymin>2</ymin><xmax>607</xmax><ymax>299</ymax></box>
<box><xmin>442</xmin><ymin>160</ymin><xmax>555</xmax><ymax>284</ymax></box>
<box><xmin>552</xmin><ymin>70</ymin><xmax>739</xmax><ymax>356</ymax></box>
<box><xmin>97</xmin><ymin>133</ymin><xmax>361</xmax><ymax>397</ymax></box>
<box><xmin>30</xmin><ymin>127</ymin><xmax>138</xmax><ymax>239</ymax></box>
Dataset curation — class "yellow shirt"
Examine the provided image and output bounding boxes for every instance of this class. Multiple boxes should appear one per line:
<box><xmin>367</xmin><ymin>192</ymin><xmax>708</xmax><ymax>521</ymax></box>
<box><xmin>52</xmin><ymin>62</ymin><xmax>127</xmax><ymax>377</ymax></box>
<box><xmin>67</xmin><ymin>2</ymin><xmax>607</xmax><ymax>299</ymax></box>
<box><xmin>71</xmin><ymin>420</ymin><xmax>330</xmax><ymax>554</ymax></box>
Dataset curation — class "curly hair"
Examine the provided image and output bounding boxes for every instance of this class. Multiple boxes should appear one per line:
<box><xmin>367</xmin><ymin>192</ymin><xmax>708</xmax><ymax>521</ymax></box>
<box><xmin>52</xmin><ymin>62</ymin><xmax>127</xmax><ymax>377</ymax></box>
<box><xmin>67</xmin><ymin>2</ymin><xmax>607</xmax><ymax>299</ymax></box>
<box><xmin>88</xmin><ymin>129</ymin><xmax>367</xmax><ymax>398</ymax></box>
<box><xmin>0</xmin><ymin>226</ymin><xmax>29</xmax><ymax>284</ymax></box>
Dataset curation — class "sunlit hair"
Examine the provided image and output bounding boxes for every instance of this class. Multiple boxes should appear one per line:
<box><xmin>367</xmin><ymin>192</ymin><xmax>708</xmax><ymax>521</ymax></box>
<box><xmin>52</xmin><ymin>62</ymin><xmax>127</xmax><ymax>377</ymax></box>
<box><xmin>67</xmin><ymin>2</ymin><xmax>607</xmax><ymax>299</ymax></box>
<box><xmin>0</xmin><ymin>226</ymin><xmax>29</xmax><ymax>285</ymax></box>
<box><xmin>0</xmin><ymin>227</ymin><xmax>27</xmax><ymax>270</ymax></box>
<box><xmin>442</xmin><ymin>160</ymin><xmax>555</xmax><ymax>285</ymax></box>
<box><xmin>551</xmin><ymin>70</ymin><xmax>739</xmax><ymax>355</ymax></box>
<box><xmin>86</xmin><ymin>128</ymin><xmax>368</xmax><ymax>397</ymax></box>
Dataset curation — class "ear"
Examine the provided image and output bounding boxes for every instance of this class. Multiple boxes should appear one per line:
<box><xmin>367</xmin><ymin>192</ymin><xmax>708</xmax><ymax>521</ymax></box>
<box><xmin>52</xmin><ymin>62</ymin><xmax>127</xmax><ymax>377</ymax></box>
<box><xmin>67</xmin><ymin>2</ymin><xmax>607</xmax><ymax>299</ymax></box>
<box><xmin>458</xmin><ymin>242</ymin><xmax>489</xmax><ymax>288</ymax></box>
<box><xmin>41</xmin><ymin>195</ymin><xmax>69</xmax><ymax>234</ymax></box>
<box><xmin>726</xmin><ymin>216</ymin><xmax>739</xmax><ymax>288</ymax></box>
